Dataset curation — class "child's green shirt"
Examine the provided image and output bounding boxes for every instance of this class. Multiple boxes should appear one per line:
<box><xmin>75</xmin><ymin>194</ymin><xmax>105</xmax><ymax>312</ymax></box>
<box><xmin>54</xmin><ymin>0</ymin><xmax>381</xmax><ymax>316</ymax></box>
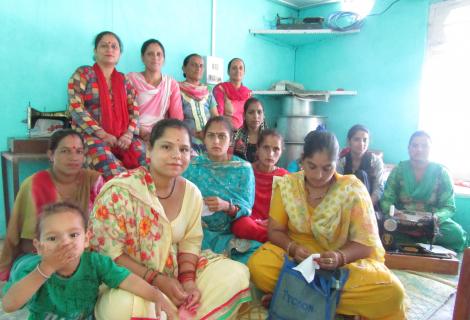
<box><xmin>4</xmin><ymin>251</ymin><xmax>130</xmax><ymax>319</ymax></box>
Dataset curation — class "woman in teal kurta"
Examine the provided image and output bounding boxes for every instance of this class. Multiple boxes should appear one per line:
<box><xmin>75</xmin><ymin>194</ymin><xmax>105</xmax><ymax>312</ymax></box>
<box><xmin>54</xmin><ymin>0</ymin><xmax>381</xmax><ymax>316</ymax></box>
<box><xmin>183</xmin><ymin>116</ymin><xmax>261</xmax><ymax>263</ymax></box>
<box><xmin>380</xmin><ymin>131</ymin><xmax>467</xmax><ymax>251</ymax></box>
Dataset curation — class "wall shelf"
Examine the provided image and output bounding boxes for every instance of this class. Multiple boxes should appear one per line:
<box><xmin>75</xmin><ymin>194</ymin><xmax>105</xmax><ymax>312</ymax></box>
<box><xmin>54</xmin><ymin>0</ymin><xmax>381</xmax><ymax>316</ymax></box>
<box><xmin>253</xmin><ymin>90</ymin><xmax>357</xmax><ymax>102</ymax></box>
<box><xmin>249</xmin><ymin>29</ymin><xmax>360</xmax><ymax>47</ymax></box>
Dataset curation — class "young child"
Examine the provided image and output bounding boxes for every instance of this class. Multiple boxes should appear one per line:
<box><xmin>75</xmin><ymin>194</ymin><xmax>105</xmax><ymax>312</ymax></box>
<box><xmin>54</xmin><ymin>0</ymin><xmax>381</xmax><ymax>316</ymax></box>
<box><xmin>2</xmin><ymin>202</ymin><xmax>174</xmax><ymax>320</ymax></box>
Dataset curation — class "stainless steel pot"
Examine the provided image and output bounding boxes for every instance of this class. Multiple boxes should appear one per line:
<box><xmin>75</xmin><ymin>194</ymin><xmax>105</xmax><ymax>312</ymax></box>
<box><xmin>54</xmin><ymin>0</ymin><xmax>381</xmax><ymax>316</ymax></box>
<box><xmin>276</xmin><ymin>116</ymin><xmax>327</xmax><ymax>143</ymax></box>
<box><xmin>280</xmin><ymin>96</ymin><xmax>315</xmax><ymax>116</ymax></box>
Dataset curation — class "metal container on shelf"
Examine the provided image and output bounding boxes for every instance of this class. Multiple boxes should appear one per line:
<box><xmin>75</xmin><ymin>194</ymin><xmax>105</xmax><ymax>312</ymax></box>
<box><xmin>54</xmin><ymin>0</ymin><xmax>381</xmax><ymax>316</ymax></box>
<box><xmin>280</xmin><ymin>96</ymin><xmax>315</xmax><ymax>116</ymax></box>
<box><xmin>276</xmin><ymin>116</ymin><xmax>327</xmax><ymax>142</ymax></box>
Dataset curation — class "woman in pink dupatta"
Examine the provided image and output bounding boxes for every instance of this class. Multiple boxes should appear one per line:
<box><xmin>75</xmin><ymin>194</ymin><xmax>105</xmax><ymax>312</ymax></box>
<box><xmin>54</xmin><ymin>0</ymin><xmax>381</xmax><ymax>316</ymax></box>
<box><xmin>213</xmin><ymin>58</ymin><xmax>252</xmax><ymax>130</ymax></box>
<box><xmin>179</xmin><ymin>53</ymin><xmax>219</xmax><ymax>154</ymax></box>
<box><xmin>128</xmin><ymin>39</ymin><xmax>183</xmax><ymax>143</ymax></box>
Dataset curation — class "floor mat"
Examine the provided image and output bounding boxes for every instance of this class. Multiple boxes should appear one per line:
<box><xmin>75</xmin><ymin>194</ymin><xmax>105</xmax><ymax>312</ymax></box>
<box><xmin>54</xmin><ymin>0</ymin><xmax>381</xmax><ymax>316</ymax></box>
<box><xmin>237</xmin><ymin>270</ymin><xmax>456</xmax><ymax>320</ymax></box>
<box><xmin>0</xmin><ymin>270</ymin><xmax>456</xmax><ymax>320</ymax></box>
<box><xmin>393</xmin><ymin>270</ymin><xmax>456</xmax><ymax>320</ymax></box>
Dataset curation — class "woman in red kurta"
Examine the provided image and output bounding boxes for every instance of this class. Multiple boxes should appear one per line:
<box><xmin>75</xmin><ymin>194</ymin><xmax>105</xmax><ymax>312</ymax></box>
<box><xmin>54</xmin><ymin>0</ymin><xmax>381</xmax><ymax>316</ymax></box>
<box><xmin>232</xmin><ymin>129</ymin><xmax>287</xmax><ymax>242</ymax></box>
<box><xmin>212</xmin><ymin>58</ymin><xmax>252</xmax><ymax>130</ymax></box>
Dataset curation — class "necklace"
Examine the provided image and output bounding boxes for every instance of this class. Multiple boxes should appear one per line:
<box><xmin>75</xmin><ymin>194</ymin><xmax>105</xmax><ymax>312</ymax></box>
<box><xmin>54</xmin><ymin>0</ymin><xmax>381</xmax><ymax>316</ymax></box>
<box><xmin>305</xmin><ymin>179</ymin><xmax>333</xmax><ymax>201</ymax></box>
<box><xmin>51</xmin><ymin>170</ymin><xmax>81</xmax><ymax>201</ymax></box>
<box><xmin>157</xmin><ymin>178</ymin><xmax>177</xmax><ymax>200</ymax></box>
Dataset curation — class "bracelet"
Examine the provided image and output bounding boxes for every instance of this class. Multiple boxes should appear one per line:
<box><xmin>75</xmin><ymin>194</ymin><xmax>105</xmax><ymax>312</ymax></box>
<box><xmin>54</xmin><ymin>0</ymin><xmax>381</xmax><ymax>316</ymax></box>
<box><xmin>227</xmin><ymin>199</ymin><xmax>233</xmax><ymax>213</ymax></box>
<box><xmin>142</xmin><ymin>268</ymin><xmax>150</xmax><ymax>280</ymax></box>
<box><xmin>146</xmin><ymin>269</ymin><xmax>159</xmax><ymax>284</ymax></box>
<box><xmin>178</xmin><ymin>261</ymin><xmax>197</xmax><ymax>269</ymax></box>
<box><xmin>178</xmin><ymin>271</ymin><xmax>196</xmax><ymax>283</ymax></box>
<box><xmin>286</xmin><ymin>241</ymin><xmax>296</xmax><ymax>257</ymax></box>
<box><xmin>336</xmin><ymin>250</ymin><xmax>348</xmax><ymax>266</ymax></box>
<box><xmin>36</xmin><ymin>264</ymin><xmax>51</xmax><ymax>279</ymax></box>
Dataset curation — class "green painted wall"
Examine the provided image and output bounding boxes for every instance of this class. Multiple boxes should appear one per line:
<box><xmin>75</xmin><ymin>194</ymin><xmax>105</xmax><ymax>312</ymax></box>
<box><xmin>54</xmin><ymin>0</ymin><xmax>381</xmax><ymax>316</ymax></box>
<box><xmin>295</xmin><ymin>0</ymin><xmax>429</xmax><ymax>164</ymax></box>
<box><xmin>0</xmin><ymin>0</ymin><xmax>296</xmax><ymax>236</ymax></box>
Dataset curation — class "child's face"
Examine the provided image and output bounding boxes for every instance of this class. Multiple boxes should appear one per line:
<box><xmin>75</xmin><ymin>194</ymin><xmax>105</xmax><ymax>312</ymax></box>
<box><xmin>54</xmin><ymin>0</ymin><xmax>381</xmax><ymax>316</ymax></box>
<box><xmin>35</xmin><ymin>211</ymin><xmax>88</xmax><ymax>259</ymax></box>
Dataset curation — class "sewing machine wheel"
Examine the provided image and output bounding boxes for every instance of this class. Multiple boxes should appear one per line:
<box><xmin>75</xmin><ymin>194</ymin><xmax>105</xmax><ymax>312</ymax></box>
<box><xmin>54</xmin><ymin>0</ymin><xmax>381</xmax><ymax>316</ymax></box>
<box><xmin>384</xmin><ymin>218</ymin><xmax>398</xmax><ymax>232</ymax></box>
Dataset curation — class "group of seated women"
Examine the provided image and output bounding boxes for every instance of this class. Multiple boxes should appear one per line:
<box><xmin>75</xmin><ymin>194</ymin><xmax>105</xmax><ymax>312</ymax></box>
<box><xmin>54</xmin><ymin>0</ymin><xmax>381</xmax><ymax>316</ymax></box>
<box><xmin>0</xmin><ymin>29</ymin><xmax>467</xmax><ymax>320</ymax></box>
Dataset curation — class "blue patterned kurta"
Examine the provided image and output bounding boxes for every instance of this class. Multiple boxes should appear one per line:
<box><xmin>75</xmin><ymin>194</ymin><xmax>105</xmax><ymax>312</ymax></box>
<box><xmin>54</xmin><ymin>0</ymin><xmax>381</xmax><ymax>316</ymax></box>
<box><xmin>183</xmin><ymin>154</ymin><xmax>261</xmax><ymax>263</ymax></box>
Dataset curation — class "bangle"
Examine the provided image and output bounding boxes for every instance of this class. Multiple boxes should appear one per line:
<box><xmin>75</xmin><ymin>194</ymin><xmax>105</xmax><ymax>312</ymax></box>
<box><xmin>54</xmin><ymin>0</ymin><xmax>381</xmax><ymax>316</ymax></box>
<box><xmin>179</xmin><ymin>261</ymin><xmax>197</xmax><ymax>269</ymax></box>
<box><xmin>336</xmin><ymin>250</ymin><xmax>348</xmax><ymax>266</ymax></box>
<box><xmin>142</xmin><ymin>268</ymin><xmax>150</xmax><ymax>280</ymax></box>
<box><xmin>286</xmin><ymin>241</ymin><xmax>296</xmax><ymax>257</ymax></box>
<box><xmin>36</xmin><ymin>264</ymin><xmax>51</xmax><ymax>279</ymax></box>
<box><xmin>146</xmin><ymin>269</ymin><xmax>159</xmax><ymax>284</ymax></box>
<box><xmin>178</xmin><ymin>271</ymin><xmax>196</xmax><ymax>283</ymax></box>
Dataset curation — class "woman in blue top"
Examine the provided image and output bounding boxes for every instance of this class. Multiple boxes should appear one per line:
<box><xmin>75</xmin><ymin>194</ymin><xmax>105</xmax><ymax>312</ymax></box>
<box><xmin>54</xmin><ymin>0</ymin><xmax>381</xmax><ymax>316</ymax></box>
<box><xmin>183</xmin><ymin>116</ymin><xmax>261</xmax><ymax>263</ymax></box>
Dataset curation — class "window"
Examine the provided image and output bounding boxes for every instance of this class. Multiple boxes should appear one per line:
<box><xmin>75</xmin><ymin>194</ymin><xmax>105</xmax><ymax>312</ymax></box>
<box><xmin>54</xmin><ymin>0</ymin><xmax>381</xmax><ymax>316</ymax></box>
<box><xmin>419</xmin><ymin>0</ymin><xmax>470</xmax><ymax>180</ymax></box>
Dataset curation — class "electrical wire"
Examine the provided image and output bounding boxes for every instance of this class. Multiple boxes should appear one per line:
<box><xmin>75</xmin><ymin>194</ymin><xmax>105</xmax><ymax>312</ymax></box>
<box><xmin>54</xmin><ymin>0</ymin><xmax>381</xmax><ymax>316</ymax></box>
<box><xmin>326</xmin><ymin>11</ymin><xmax>364</xmax><ymax>31</ymax></box>
<box><xmin>368</xmin><ymin>0</ymin><xmax>402</xmax><ymax>17</ymax></box>
<box><xmin>325</xmin><ymin>0</ymin><xmax>402</xmax><ymax>31</ymax></box>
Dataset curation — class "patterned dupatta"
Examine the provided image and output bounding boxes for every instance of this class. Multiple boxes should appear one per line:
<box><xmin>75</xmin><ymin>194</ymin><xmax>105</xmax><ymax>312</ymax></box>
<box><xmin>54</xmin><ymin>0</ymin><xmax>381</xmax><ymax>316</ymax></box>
<box><xmin>179</xmin><ymin>81</ymin><xmax>211</xmax><ymax>133</ymax></box>
<box><xmin>184</xmin><ymin>154</ymin><xmax>254</xmax><ymax>215</ymax></box>
<box><xmin>95</xmin><ymin>167</ymin><xmax>177</xmax><ymax>276</ymax></box>
<box><xmin>179</xmin><ymin>81</ymin><xmax>209</xmax><ymax>101</ymax></box>
<box><xmin>273</xmin><ymin>171</ymin><xmax>377</xmax><ymax>250</ymax></box>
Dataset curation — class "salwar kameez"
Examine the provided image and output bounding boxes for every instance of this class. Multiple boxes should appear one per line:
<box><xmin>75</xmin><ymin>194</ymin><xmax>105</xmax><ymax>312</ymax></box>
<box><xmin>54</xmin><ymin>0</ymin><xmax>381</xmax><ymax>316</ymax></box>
<box><xmin>89</xmin><ymin>167</ymin><xmax>250</xmax><ymax>319</ymax></box>
<box><xmin>68</xmin><ymin>65</ymin><xmax>147</xmax><ymax>180</ymax></box>
<box><xmin>183</xmin><ymin>155</ymin><xmax>261</xmax><ymax>264</ymax></box>
<box><xmin>248</xmin><ymin>172</ymin><xmax>406</xmax><ymax>320</ymax></box>
<box><xmin>380</xmin><ymin>160</ymin><xmax>467</xmax><ymax>251</ymax></box>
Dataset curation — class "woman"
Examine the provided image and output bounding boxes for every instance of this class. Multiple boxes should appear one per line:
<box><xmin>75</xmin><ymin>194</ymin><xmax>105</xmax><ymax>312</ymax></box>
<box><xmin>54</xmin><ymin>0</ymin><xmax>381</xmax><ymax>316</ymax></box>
<box><xmin>380</xmin><ymin>131</ymin><xmax>467</xmax><ymax>252</ymax></box>
<box><xmin>88</xmin><ymin>119</ymin><xmax>250</xmax><ymax>319</ymax></box>
<box><xmin>68</xmin><ymin>31</ymin><xmax>147</xmax><ymax>181</ymax></box>
<box><xmin>179</xmin><ymin>53</ymin><xmax>218</xmax><ymax>154</ymax></box>
<box><xmin>233</xmin><ymin>97</ymin><xmax>266</xmax><ymax>162</ymax></box>
<box><xmin>248</xmin><ymin>130</ymin><xmax>405</xmax><ymax>319</ymax></box>
<box><xmin>213</xmin><ymin>58</ymin><xmax>252</xmax><ymax>130</ymax></box>
<box><xmin>183</xmin><ymin>116</ymin><xmax>261</xmax><ymax>264</ymax></box>
<box><xmin>0</xmin><ymin>129</ymin><xmax>103</xmax><ymax>281</ymax></box>
<box><xmin>128</xmin><ymin>39</ymin><xmax>183</xmax><ymax>142</ymax></box>
<box><xmin>337</xmin><ymin>124</ymin><xmax>385</xmax><ymax>206</ymax></box>
<box><xmin>232</xmin><ymin>129</ymin><xmax>288</xmax><ymax>243</ymax></box>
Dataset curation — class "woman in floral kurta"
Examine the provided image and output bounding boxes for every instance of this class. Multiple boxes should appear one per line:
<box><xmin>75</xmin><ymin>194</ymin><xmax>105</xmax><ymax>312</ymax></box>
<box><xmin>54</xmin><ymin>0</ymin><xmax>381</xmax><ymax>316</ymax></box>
<box><xmin>248</xmin><ymin>130</ymin><xmax>405</xmax><ymax>320</ymax></box>
<box><xmin>89</xmin><ymin>119</ymin><xmax>250</xmax><ymax>320</ymax></box>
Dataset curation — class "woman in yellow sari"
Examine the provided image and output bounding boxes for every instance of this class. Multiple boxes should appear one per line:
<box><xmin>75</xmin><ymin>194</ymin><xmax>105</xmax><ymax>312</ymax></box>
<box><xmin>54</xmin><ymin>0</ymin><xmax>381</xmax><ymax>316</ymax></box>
<box><xmin>88</xmin><ymin>119</ymin><xmax>250</xmax><ymax>319</ymax></box>
<box><xmin>248</xmin><ymin>130</ymin><xmax>405</xmax><ymax>320</ymax></box>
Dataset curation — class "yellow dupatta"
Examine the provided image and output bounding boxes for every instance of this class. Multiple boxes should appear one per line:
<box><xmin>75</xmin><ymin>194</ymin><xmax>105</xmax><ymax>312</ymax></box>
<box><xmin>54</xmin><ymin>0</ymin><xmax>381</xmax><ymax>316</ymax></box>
<box><xmin>274</xmin><ymin>171</ymin><xmax>384</xmax><ymax>261</ymax></box>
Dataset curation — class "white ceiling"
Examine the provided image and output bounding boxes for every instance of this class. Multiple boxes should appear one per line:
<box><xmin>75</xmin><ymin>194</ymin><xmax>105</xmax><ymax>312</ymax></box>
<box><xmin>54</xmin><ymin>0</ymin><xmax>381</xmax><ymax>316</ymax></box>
<box><xmin>271</xmin><ymin>0</ymin><xmax>340</xmax><ymax>9</ymax></box>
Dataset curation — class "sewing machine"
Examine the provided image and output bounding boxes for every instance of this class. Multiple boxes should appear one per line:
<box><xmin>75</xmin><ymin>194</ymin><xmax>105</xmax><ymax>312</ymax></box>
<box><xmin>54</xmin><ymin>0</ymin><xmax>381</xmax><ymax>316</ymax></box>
<box><xmin>27</xmin><ymin>106</ymin><xmax>71</xmax><ymax>131</ymax></box>
<box><xmin>378</xmin><ymin>206</ymin><xmax>459</xmax><ymax>274</ymax></box>
<box><xmin>25</xmin><ymin>105</ymin><xmax>71</xmax><ymax>137</ymax></box>
<box><xmin>379</xmin><ymin>206</ymin><xmax>442</xmax><ymax>256</ymax></box>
